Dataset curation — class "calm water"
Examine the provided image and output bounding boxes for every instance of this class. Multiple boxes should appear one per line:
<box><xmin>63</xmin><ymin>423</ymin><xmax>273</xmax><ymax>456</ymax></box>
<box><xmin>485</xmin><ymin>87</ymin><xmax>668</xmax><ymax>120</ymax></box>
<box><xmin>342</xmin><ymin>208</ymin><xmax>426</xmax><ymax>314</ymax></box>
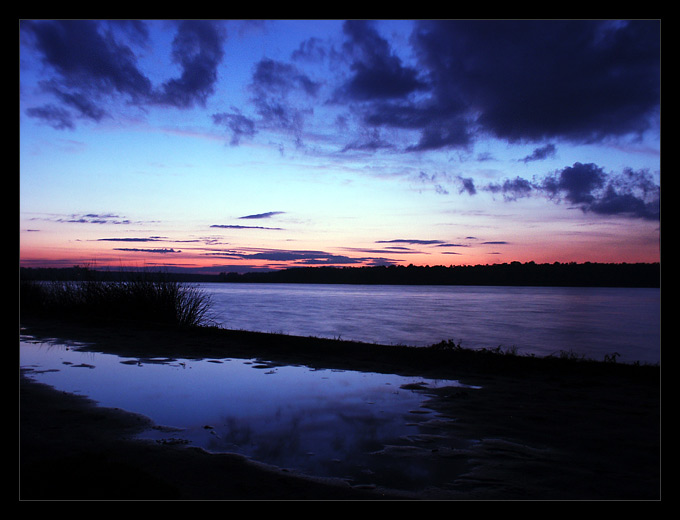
<box><xmin>20</xmin><ymin>335</ymin><xmax>477</xmax><ymax>491</ymax></box>
<box><xmin>201</xmin><ymin>283</ymin><xmax>661</xmax><ymax>365</ymax></box>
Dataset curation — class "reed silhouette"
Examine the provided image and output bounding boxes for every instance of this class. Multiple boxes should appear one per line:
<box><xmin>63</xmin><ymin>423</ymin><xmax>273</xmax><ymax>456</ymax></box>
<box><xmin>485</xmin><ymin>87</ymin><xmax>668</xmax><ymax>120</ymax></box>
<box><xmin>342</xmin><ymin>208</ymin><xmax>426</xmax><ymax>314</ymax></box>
<box><xmin>20</xmin><ymin>275</ymin><xmax>213</xmax><ymax>328</ymax></box>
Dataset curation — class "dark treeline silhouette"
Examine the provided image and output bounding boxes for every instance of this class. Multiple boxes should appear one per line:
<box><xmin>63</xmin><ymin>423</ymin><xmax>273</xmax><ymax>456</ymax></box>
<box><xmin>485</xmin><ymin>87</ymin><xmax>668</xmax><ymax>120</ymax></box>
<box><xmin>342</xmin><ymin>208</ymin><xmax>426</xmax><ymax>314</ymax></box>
<box><xmin>21</xmin><ymin>262</ymin><xmax>659</xmax><ymax>288</ymax></box>
<box><xmin>217</xmin><ymin>262</ymin><xmax>660</xmax><ymax>287</ymax></box>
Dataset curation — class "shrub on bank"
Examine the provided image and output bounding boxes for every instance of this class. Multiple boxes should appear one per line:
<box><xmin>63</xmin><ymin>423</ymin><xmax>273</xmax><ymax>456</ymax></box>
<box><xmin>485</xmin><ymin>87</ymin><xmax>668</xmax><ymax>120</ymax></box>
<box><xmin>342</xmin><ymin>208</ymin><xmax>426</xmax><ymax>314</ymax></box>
<box><xmin>20</xmin><ymin>277</ymin><xmax>213</xmax><ymax>328</ymax></box>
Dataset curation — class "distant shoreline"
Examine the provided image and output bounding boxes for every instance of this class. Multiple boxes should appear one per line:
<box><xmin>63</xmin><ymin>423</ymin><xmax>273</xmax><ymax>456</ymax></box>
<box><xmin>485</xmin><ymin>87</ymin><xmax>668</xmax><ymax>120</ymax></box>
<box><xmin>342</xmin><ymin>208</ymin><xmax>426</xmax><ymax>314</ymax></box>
<box><xmin>20</xmin><ymin>261</ymin><xmax>660</xmax><ymax>288</ymax></box>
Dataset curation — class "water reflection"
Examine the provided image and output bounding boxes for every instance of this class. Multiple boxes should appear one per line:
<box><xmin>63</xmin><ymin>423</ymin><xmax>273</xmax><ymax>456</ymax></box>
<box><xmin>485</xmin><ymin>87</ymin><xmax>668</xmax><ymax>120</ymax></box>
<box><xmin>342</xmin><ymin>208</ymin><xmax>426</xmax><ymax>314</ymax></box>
<box><xmin>20</xmin><ymin>335</ymin><xmax>478</xmax><ymax>491</ymax></box>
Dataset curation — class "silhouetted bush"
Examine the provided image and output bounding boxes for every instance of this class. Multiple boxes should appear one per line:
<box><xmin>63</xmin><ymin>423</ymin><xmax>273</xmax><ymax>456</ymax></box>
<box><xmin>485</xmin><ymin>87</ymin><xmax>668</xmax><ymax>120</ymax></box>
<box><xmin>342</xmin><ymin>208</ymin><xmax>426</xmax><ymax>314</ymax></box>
<box><xmin>20</xmin><ymin>276</ymin><xmax>213</xmax><ymax>328</ymax></box>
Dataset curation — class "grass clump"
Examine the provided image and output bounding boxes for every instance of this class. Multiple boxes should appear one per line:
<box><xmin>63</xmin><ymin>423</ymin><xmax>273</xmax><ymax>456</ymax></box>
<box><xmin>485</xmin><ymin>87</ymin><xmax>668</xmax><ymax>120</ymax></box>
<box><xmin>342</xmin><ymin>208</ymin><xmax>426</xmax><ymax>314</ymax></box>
<box><xmin>20</xmin><ymin>275</ymin><xmax>213</xmax><ymax>328</ymax></box>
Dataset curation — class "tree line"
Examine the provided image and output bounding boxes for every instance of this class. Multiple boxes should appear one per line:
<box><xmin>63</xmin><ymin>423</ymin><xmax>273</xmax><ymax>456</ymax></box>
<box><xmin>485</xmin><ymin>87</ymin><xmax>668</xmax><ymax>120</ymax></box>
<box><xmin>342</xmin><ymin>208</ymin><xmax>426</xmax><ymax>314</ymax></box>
<box><xmin>20</xmin><ymin>262</ymin><xmax>660</xmax><ymax>288</ymax></box>
<box><xmin>216</xmin><ymin>262</ymin><xmax>660</xmax><ymax>288</ymax></box>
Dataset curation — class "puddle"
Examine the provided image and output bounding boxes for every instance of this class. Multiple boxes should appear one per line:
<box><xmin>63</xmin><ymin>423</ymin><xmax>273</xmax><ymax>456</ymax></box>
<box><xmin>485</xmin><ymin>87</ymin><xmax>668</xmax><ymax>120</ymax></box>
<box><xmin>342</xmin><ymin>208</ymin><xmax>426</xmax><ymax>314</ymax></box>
<box><xmin>20</xmin><ymin>335</ymin><xmax>479</xmax><ymax>491</ymax></box>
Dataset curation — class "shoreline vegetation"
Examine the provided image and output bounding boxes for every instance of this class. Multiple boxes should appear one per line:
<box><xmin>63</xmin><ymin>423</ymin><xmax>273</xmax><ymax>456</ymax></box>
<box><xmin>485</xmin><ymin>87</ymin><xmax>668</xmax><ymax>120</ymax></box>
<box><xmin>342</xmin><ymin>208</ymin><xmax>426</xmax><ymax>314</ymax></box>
<box><xmin>20</xmin><ymin>276</ymin><xmax>661</xmax><ymax>500</ymax></box>
<box><xmin>20</xmin><ymin>275</ymin><xmax>213</xmax><ymax>329</ymax></box>
<box><xmin>20</xmin><ymin>261</ymin><xmax>660</xmax><ymax>288</ymax></box>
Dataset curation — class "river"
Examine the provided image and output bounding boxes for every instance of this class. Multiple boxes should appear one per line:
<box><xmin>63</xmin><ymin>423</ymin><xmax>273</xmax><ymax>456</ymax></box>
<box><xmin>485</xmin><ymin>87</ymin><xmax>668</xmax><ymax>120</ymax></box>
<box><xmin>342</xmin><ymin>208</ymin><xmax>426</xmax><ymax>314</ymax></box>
<box><xmin>200</xmin><ymin>283</ymin><xmax>660</xmax><ymax>365</ymax></box>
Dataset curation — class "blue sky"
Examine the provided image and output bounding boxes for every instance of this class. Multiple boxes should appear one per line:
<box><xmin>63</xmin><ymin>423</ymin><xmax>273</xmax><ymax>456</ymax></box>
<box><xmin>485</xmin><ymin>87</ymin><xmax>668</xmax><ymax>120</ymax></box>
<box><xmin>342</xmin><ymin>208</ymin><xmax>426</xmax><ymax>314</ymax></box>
<box><xmin>19</xmin><ymin>19</ymin><xmax>661</xmax><ymax>273</ymax></box>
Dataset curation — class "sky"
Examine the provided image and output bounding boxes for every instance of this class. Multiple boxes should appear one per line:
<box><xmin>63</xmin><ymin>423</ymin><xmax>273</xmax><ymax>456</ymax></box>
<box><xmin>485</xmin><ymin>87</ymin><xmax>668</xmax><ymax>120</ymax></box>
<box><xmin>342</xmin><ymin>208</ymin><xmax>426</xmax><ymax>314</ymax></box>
<box><xmin>19</xmin><ymin>19</ymin><xmax>661</xmax><ymax>274</ymax></box>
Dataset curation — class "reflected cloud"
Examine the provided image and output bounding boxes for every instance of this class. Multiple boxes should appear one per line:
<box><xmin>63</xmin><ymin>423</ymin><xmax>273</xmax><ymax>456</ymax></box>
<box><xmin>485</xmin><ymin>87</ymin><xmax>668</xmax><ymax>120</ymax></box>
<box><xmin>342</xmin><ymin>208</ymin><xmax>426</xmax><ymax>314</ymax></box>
<box><xmin>20</xmin><ymin>336</ymin><xmax>475</xmax><ymax>491</ymax></box>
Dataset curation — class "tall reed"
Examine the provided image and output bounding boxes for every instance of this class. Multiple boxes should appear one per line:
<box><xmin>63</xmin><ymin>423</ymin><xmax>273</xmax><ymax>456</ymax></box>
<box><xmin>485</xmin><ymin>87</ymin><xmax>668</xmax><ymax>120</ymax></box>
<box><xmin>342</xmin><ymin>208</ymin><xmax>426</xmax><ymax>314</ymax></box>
<box><xmin>20</xmin><ymin>276</ymin><xmax>214</xmax><ymax>328</ymax></box>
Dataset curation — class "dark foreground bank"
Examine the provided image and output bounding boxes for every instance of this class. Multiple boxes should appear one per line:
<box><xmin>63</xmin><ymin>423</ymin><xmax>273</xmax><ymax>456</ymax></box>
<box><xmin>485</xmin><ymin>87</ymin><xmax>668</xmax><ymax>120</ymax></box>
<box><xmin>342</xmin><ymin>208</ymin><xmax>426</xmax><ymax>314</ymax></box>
<box><xmin>20</xmin><ymin>319</ymin><xmax>661</xmax><ymax>500</ymax></box>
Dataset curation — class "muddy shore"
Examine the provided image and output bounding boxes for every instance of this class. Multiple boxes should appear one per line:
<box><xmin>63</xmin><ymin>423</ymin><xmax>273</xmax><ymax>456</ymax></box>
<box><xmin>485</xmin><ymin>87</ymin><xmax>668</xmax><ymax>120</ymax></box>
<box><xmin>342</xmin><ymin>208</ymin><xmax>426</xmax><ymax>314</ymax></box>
<box><xmin>20</xmin><ymin>319</ymin><xmax>660</xmax><ymax>500</ymax></box>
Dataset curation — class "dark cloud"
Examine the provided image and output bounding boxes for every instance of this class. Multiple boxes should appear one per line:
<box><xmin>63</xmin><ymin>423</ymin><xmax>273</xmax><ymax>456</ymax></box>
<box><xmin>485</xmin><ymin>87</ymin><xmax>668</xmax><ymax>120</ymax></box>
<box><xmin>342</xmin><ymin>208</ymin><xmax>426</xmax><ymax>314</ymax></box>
<box><xmin>297</xmin><ymin>254</ymin><xmax>379</xmax><ymax>265</ymax></box>
<box><xmin>239</xmin><ymin>211</ymin><xmax>285</xmax><ymax>219</ymax></box>
<box><xmin>204</xmin><ymin>248</ymin><xmax>395</xmax><ymax>266</ymax></box>
<box><xmin>486</xmin><ymin>177</ymin><xmax>535</xmax><ymax>201</ymax></box>
<box><xmin>212</xmin><ymin>110</ymin><xmax>257</xmax><ymax>145</ymax></box>
<box><xmin>154</xmin><ymin>20</ymin><xmax>225</xmax><ymax>108</ymax></box>
<box><xmin>542</xmin><ymin>162</ymin><xmax>606</xmax><ymax>204</ymax></box>
<box><xmin>54</xmin><ymin>213</ymin><xmax>132</xmax><ymax>225</ymax></box>
<box><xmin>362</xmin><ymin>103</ymin><xmax>472</xmax><ymax>151</ymax></box>
<box><xmin>97</xmin><ymin>237</ymin><xmax>161</xmax><ymax>242</ymax></box>
<box><xmin>40</xmin><ymin>86</ymin><xmax>111</xmax><ymax>125</ymax></box>
<box><xmin>483</xmin><ymin>162</ymin><xmax>660</xmax><ymax>220</ymax></box>
<box><xmin>340</xmin><ymin>128</ymin><xmax>394</xmax><ymax>153</ymax></box>
<box><xmin>22</xmin><ymin>20</ymin><xmax>152</xmax><ymax>99</ymax></box>
<box><xmin>252</xmin><ymin>58</ymin><xmax>320</xmax><ymax>97</ymax></box>
<box><xmin>22</xmin><ymin>20</ymin><xmax>226</xmax><ymax>129</ymax></box>
<box><xmin>411</xmin><ymin>20</ymin><xmax>659</xmax><ymax>145</ymax></box>
<box><xmin>26</xmin><ymin>212</ymin><xmax>160</xmax><ymax>226</ymax></box>
<box><xmin>588</xmin><ymin>187</ymin><xmax>656</xmax><ymax>220</ymax></box>
<box><xmin>21</xmin><ymin>20</ymin><xmax>151</xmax><ymax>128</ymax></box>
<box><xmin>325</xmin><ymin>21</ymin><xmax>471</xmax><ymax>151</ymax></box>
<box><xmin>376</xmin><ymin>239</ymin><xmax>445</xmax><ymax>245</ymax></box>
<box><xmin>456</xmin><ymin>176</ymin><xmax>477</xmax><ymax>195</ymax></box>
<box><xmin>343</xmin><ymin>246</ymin><xmax>422</xmax><ymax>255</ymax></box>
<box><xmin>211</xmin><ymin>214</ymin><xmax>287</xmax><ymax>230</ymax></box>
<box><xmin>210</xmin><ymin>224</ymin><xmax>283</xmax><ymax>230</ymax></box>
<box><xmin>350</xmin><ymin>20</ymin><xmax>659</xmax><ymax>152</ymax></box>
<box><xmin>416</xmin><ymin>171</ymin><xmax>449</xmax><ymax>195</ymax></box>
<box><xmin>24</xmin><ymin>104</ymin><xmax>75</xmax><ymax>130</ymax></box>
<box><xmin>113</xmin><ymin>248</ymin><xmax>181</xmax><ymax>254</ymax></box>
<box><xmin>291</xmin><ymin>37</ymin><xmax>328</xmax><ymax>62</ymax></box>
<box><xmin>337</xmin><ymin>20</ymin><xmax>427</xmax><ymax>101</ymax></box>
<box><xmin>541</xmin><ymin>163</ymin><xmax>660</xmax><ymax>220</ymax></box>
<box><xmin>521</xmin><ymin>144</ymin><xmax>557</xmax><ymax>163</ymax></box>
<box><xmin>330</xmin><ymin>21</ymin><xmax>469</xmax><ymax>151</ymax></box>
<box><xmin>244</xmin><ymin>250</ymin><xmax>341</xmax><ymax>262</ymax></box>
<box><xmin>110</xmin><ymin>20</ymin><xmax>150</xmax><ymax>46</ymax></box>
<box><xmin>245</xmin><ymin>58</ymin><xmax>321</xmax><ymax>146</ymax></box>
